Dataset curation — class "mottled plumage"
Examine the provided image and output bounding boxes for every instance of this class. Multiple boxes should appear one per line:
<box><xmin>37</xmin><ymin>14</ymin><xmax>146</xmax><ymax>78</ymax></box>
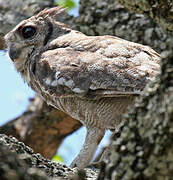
<box><xmin>5</xmin><ymin>7</ymin><xmax>160</xmax><ymax>168</ymax></box>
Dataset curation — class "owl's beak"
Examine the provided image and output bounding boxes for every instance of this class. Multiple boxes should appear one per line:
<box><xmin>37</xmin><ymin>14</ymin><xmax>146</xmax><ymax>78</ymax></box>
<box><xmin>9</xmin><ymin>46</ymin><xmax>21</xmax><ymax>62</ymax></box>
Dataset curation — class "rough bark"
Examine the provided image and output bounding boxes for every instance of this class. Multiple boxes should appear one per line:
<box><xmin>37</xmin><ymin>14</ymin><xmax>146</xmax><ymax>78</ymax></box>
<box><xmin>0</xmin><ymin>134</ymin><xmax>97</xmax><ymax>179</ymax></box>
<box><xmin>116</xmin><ymin>0</ymin><xmax>173</xmax><ymax>31</ymax></box>
<box><xmin>0</xmin><ymin>0</ymin><xmax>173</xmax><ymax>179</ymax></box>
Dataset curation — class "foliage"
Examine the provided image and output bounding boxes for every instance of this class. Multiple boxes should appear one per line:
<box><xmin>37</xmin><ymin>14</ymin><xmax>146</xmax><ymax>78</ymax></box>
<box><xmin>56</xmin><ymin>0</ymin><xmax>76</xmax><ymax>10</ymax></box>
<box><xmin>52</xmin><ymin>155</ymin><xmax>64</xmax><ymax>163</ymax></box>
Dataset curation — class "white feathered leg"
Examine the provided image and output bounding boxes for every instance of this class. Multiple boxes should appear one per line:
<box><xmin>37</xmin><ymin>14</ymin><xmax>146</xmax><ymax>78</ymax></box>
<box><xmin>70</xmin><ymin>127</ymin><xmax>105</xmax><ymax>168</ymax></box>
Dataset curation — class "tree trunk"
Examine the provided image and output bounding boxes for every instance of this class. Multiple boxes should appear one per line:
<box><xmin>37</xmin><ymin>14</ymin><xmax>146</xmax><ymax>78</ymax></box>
<box><xmin>0</xmin><ymin>0</ymin><xmax>173</xmax><ymax>179</ymax></box>
<box><xmin>116</xmin><ymin>0</ymin><xmax>173</xmax><ymax>31</ymax></box>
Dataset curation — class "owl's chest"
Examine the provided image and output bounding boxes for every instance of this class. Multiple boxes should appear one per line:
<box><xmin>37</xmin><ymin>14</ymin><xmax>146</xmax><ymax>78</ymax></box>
<box><xmin>40</xmin><ymin>94</ymin><xmax>134</xmax><ymax>130</ymax></box>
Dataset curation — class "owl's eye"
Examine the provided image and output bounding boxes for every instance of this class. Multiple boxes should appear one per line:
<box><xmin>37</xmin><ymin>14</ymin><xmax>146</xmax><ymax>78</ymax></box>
<box><xmin>21</xmin><ymin>26</ymin><xmax>36</xmax><ymax>39</ymax></box>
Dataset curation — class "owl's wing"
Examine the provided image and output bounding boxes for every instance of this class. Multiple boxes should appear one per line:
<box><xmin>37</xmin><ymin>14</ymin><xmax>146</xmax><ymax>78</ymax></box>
<box><xmin>36</xmin><ymin>34</ymin><xmax>160</xmax><ymax>99</ymax></box>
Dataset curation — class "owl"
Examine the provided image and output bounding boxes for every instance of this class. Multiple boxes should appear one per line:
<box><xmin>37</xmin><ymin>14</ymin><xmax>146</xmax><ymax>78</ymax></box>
<box><xmin>5</xmin><ymin>7</ymin><xmax>160</xmax><ymax>168</ymax></box>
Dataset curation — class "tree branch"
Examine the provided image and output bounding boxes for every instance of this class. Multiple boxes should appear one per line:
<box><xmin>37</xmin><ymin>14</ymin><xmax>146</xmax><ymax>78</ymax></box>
<box><xmin>0</xmin><ymin>133</ymin><xmax>98</xmax><ymax>179</ymax></box>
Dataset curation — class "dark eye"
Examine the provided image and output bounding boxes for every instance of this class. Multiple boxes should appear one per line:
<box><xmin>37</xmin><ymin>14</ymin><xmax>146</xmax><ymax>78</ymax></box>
<box><xmin>21</xmin><ymin>26</ymin><xmax>36</xmax><ymax>39</ymax></box>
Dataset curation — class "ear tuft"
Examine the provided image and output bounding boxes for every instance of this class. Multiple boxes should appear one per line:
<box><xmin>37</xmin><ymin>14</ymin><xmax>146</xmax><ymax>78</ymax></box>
<box><xmin>36</xmin><ymin>6</ymin><xmax>66</xmax><ymax>19</ymax></box>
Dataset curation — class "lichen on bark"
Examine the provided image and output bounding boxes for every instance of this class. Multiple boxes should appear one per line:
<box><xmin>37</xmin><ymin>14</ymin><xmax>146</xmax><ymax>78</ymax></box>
<box><xmin>0</xmin><ymin>134</ymin><xmax>98</xmax><ymax>179</ymax></box>
<box><xmin>116</xmin><ymin>0</ymin><xmax>173</xmax><ymax>31</ymax></box>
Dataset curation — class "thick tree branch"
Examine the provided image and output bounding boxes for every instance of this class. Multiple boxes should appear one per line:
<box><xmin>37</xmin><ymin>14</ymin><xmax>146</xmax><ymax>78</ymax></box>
<box><xmin>0</xmin><ymin>134</ymin><xmax>98</xmax><ymax>179</ymax></box>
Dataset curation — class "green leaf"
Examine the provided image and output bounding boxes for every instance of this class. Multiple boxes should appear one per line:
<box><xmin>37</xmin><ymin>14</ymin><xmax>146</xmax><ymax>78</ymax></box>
<box><xmin>56</xmin><ymin>0</ymin><xmax>76</xmax><ymax>10</ymax></box>
<box><xmin>52</xmin><ymin>155</ymin><xmax>64</xmax><ymax>163</ymax></box>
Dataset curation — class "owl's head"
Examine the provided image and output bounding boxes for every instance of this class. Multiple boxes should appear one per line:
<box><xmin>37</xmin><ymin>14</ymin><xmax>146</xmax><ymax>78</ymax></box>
<box><xmin>5</xmin><ymin>6</ymin><xmax>69</xmax><ymax>73</ymax></box>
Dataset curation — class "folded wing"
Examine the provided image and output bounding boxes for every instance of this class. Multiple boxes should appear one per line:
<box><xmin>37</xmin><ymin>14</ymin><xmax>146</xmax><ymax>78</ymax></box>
<box><xmin>36</xmin><ymin>34</ymin><xmax>160</xmax><ymax>99</ymax></box>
